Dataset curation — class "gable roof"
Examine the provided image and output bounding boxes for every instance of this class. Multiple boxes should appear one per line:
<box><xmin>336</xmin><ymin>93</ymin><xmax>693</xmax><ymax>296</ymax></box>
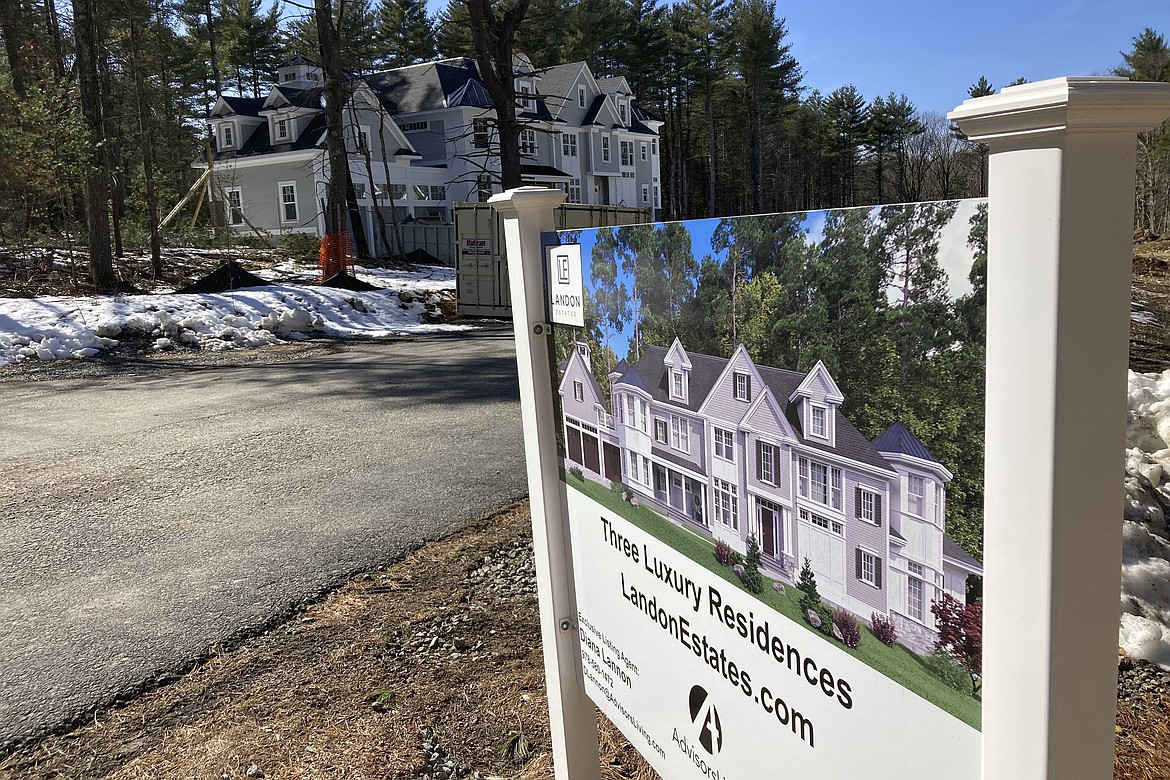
<box><xmin>264</xmin><ymin>85</ymin><xmax>323</xmax><ymax>110</ymax></box>
<box><xmin>616</xmin><ymin>345</ymin><xmax>893</xmax><ymax>472</ymax></box>
<box><xmin>872</xmin><ymin>421</ymin><xmax>939</xmax><ymax>463</ymax></box>
<box><xmin>363</xmin><ymin>58</ymin><xmax>485</xmax><ymax>113</ymax></box>
<box><xmin>537</xmin><ymin>62</ymin><xmax>587</xmax><ymax>114</ymax></box>
<box><xmin>213</xmin><ymin>96</ymin><xmax>265</xmax><ymax>118</ymax></box>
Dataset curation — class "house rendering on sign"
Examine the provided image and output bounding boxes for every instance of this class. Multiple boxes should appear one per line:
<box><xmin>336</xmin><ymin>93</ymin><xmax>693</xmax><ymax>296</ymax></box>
<box><xmin>199</xmin><ymin>54</ymin><xmax>663</xmax><ymax>251</ymax></box>
<box><xmin>559</xmin><ymin>338</ymin><xmax>983</xmax><ymax>654</ymax></box>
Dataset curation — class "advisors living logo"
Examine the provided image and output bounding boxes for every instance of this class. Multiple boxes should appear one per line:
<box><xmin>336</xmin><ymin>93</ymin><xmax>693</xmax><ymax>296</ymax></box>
<box><xmin>689</xmin><ymin>685</ymin><xmax>722</xmax><ymax>754</ymax></box>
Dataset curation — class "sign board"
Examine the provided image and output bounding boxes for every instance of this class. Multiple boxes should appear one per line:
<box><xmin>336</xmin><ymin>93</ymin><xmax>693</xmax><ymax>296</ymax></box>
<box><xmin>496</xmin><ymin>79</ymin><xmax>1170</xmax><ymax>780</ymax></box>
<box><xmin>462</xmin><ymin>237</ymin><xmax>492</xmax><ymax>255</ymax></box>
<box><xmin>547</xmin><ymin>243</ymin><xmax>584</xmax><ymax>327</ymax></box>
<box><xmin>550</xmin><ymin>205</ymin><xmax>985</xmax><ymax>778</ymax></box>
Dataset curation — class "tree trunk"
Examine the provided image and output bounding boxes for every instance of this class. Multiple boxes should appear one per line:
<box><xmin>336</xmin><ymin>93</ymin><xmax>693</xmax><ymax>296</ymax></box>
<box><xmin>99</xmin><ymin>41</ymin><xmax>126</xmax><ymax>258</ymax></box>
<box><xmin>316</xmin><ymin>0</ymin><xmax>350</xmax><ymax>237</ymax></box>
<box><xmin>465</xmin><ymin>0</ymin><xmax>530</xmax><ymax>190</ymax></box>
<box><xmin>0</xmin><ymin>0</ymin><xmax>30</xmax><ymax>98</ymax></box>
<box><xmin>72</xmin><ymin>0</ymin><xmax>116</xmax><ymax>292</ymax></box>
<box><xmin>130</xmin><ymin>17</ymin><xmax>163</xmax><ymax>278</ymax></box>
<box><xmin>205</xmin><ymin>0</ymin><xmax>222</xmax><ymax>95</ymax></box>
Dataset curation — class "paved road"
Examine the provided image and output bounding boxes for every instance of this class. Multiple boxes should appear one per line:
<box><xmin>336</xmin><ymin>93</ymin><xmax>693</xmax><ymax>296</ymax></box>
<box><xmin>0</xmin><ymin>331</ymin><xmax>527</xmax><ymax>749</ymax></box>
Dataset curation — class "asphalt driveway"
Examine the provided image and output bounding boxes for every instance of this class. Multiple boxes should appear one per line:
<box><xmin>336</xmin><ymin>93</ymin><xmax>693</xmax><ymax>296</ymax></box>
<box><xmin>0</xmin><ymin>331</ymin><xmax>527</xmax><ymax>749</ymax></box>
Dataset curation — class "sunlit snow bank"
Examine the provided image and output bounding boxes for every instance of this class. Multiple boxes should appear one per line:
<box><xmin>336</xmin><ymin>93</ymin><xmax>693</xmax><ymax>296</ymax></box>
<box><xmin>1124</xmin><ymin>370</ymin><xmax>1170</xmax><ymax>667</ymax></box>
<box><xmin>0</xmin><ymin>265</ymin><xmax>469</xmax><ymax>366</ymax></box>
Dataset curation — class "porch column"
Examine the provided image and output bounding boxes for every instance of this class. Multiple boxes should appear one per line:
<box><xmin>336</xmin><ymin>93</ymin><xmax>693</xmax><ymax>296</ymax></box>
<box><xmin>949</xmin><ymin>78</ymin><xmax>1170</xmax><ymax>779</ymax></box>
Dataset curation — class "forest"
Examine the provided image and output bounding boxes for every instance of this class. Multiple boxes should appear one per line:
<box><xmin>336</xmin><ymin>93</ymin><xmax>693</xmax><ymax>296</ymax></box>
<box><xmin>557</xmin><ymin>201</ymin><xmax>988</xmax><ymax>561</ymax></box>
<box><xmin>1</xmin><ymin>0</ymin><xmax>1166</xmax><ymax>257</ymax></box>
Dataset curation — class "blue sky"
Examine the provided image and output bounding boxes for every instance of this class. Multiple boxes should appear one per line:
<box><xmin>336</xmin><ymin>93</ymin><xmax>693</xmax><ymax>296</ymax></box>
<box><xmin>778</xmin><ymin>1</ymin><xmax>1164</xmax><ymax>114</ymax></box>
<box><xmin>420</xmin><ymin>1</ymin><xmax>1166</xmax><ymax>115</ymax></box>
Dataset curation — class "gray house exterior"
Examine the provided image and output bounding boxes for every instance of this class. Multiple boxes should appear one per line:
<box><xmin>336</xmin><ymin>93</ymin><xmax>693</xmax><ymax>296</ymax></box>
<box><xmin>559</xmin><ymin>337</ymin><xmax>983</xmax><ymax>654</ymax></box>
<box><xmin>199</xmin><ymin>55</ymin><xmax>663</xmax><ymax>247</ymax></box>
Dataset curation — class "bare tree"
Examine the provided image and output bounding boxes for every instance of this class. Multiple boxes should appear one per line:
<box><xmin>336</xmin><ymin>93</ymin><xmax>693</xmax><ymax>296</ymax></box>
<box><xmin>465</xmin><ymin>0</ymin><xmax>529</xmax><ymax>189</ymax></box>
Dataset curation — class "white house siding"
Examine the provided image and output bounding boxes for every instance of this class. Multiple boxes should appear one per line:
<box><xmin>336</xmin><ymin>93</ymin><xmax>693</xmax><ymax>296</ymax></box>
<box><xmin>212</xmin><ymin>155</ymin><xmax>321</xmax><ymax>237</ymax></box>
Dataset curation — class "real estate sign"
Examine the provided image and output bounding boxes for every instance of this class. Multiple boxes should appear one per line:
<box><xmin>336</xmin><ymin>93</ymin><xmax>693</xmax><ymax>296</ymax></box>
<box><xmin>549</xmin><ymin>204</ymin><xmax>987</xmax><ymax>778</ymax></box>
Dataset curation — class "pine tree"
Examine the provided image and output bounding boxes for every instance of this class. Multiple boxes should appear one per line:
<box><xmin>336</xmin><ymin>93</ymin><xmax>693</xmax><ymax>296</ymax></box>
<box><xmin>377</xmin><ymin>0</ymin><xmax>438</xmax><ymax>68</ymax></box>
<box><xmin>224</xmin><ymin>0</ymin><xmax>282</xmax><ymax>96</ymax></box>
<box><xmin>796</xmin><ymin>557</ymin><xmax>821</xmax><ymax>614</ymax></box>
<box><xmin>435</xmin><ymin>0</ymin><xmax>474</xmax><ymax>58</ymax></box>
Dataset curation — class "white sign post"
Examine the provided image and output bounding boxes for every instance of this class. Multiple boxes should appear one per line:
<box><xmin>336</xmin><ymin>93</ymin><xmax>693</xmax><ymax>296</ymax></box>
<box><xmin>949</xmin><ymin>77</ymin><xmax>1170</xmax><ymax>780</ymax></box>
<box><xmin>490</xmin><ymin>187</ymin><xmax>602</xmax><ymax>780</ymax></box>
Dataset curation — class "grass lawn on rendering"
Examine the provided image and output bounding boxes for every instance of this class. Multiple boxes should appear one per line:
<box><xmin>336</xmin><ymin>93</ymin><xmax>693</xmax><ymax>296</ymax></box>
<box><xmin>564</xmin><ymin>471</ymin><xmax>982</xmax><ymax>731</ymax></box>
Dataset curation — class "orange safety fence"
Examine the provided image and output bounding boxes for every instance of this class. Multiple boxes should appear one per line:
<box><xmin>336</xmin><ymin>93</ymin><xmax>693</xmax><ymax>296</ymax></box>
<box><xmin>318</xmin><ymin>232</ymin><xmax>355</xmax><ymax>281</ymax></box>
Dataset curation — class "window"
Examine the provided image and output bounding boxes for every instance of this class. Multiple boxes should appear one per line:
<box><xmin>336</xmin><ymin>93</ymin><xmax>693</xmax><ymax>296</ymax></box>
<box><xmin>568</xmin><ymin>178</ymin><xmax>581</xmax><ymax>203</ymax></box>
<box><xmin>476</xmin><ymin>174</ymin><xmax>492</xmax><ymax>202</ymax></box>
<box><xmin>520</xmin><ymin>129</ymin><xmax>537</xmax><ymax>155</ymax></box>
<box><xmin>908</xmin><ymin>474</ymin><xmax>926</xmax><ymax>516</ymax></box>
<box><xmin>597</xmin><ymin>408</ymin><xmax>613</xmax><ymax>429</ymax></box>
<box><xmin>641</xmin><ymin>455</ymin><xmax>650</xmax><ymax>486</ymax></box>
<box><xmin>907</xmin><ymin>561</ymin><xmax>924</xmax><ymax>577</ymax></box>
<box><xmin>572</xmin><ymin>380</ymin><xmax>584</xmax><ymax>402</ymax></box>
<box><xmin>670</xmin><ymin>415</ymin><xmax>689</xmax><ymax>452</ymax></box>
<box><xmin>221</xmin><ymin>123</ymin><xmax>234</xmax><ymax>148</ymax></box>
<box><xmin>640</xmin><ymin>142</ymin><xmax>647</xmax><ymax>161</ymax></box>
<box><xmin>714</xmin><ymin>478</ymin><xmax>738</xmax><ymax>529</ymax></box>
<box><xmin>653</xmin><ymin>185</ymin><xmax>659</xmax><ymax>206</ymax></box>
<box><xmin>279</xmin><ymin>182</ymin><xmax>297</xmax><ymax>222</ymax></box>
<box><xmin>619</xmin><ymin>102</ymin><xmax>627</xmax><ymax>124</ymax></box>
<box><xmin>801</xmin><ymin>508</ymin><xmax>843</xmax><ymax>536</ymax></box>
<box><xmin>757</xmin><ymin>441</ymin><xmax>775</xmax><ymax>485</ymax></box>
<box><xmin>734</xmin><ymin>372</ymin><xmax>751</xmax><ymax>401</ymax></box>
<box><xmin>399</xmin><ymin>120</ymin><xmax>428</xmax><ymax>132</ymax></box>
<box><xmin>641</xmin><ymin>184</ymin><xmax>649</xmax><ymax>204</ymax></box>
<box><xmin>908</xmin><ymin>575</ymin><xmax>925</xmax><ymax>621</ymax></box>
<box><xmin>414</xmin><ymin>185</ymin><xmax>431</xmax><ymax>200</ymax></box>
<box><xmin>354</xmin><ymin>127</ymin><xmax>368</xmax><ymax>152</ymax></box>
<box><xmin>518</xmin><ymin>85</ymin><xmax>532</xmax><ymax>110</ymax></box>
<box><xmin>473</xmin><ymin>117</ymin><xmax>489</xmax><ymax>149</ymax></box>
<box><xmin>621</xmin><ymin>171</ymin><xmax>635</xmax><ymax>179</ymax></box>
<box><xmin>810</xmin><ymin>405</ymin><xmax>827</xmax><ymax>437</ymax></box>
<box><xmin>353</xmin><ymin>183</ymin><xmax>367</xmax><ymax>200</ymax></box>
<box><xmin>714</xmin><ymin>428</ymin><xmax>734</xmax><ymax>461</ymax></box>
<box><xmin>620</xmin><ymin>140</ymin><xmax>634</xmax><ymax>166</ymax></box>
<box><xmin>225</xmin><ymin>188</ymin><xmax>243</xmax><ymax>225</ymax></box>
<box><xmin>639</xmin><ymin>399</ymin><xmax>648</xmax><ymax>432</ymax></box>
<box><xmin>654</xmin><ymin>418</ymin><xmax>668</xmax><ymax>444</ymax></box>
<box><xmin>858</xmin><ymin>488</ymin><xmax>881</xmax><ymax>525</ymax></box>
<box><xmin>429</xmin><ymin>185</ymin><xmax>446</xmax><ymax>201</ymax></box>
<box><xmin>652</xmin><ymin>139</ymin><xmax>658</xmax><ymax>155</ymax></box>
<box><xmin>578</xmin><ymin>85</ymin><xmax>586</xmax><ymax>108</ymax></box>
<box><xmin>671</xmin><ymin>370</ymin><xmax>685</xmax><ymax>399</ymax></box>
<box><xmin>283</xmin><ymin>71</ymin><xmax>295</xmax><ymax>81</ymax></box>
<box><xmin>628</xmin><ymin>450</ymin><xmax>639</xmax><ymax>481</ymax></box>
<box><xmin>857</xmin><ymin>548</ymin><xmax>882</xmax><ymax>589</ymax></box>
<box><xmin>388</xmin><ymin>183</ymin><xmax>407</xmax><ymax>201</ymax></box>
<box><xmin>625</xmin><ymin>395</ymin><xmax>636</xmax><ymax>428</ymax></box>
<box><xmin>562</xmin><ymin>132</ymin><xmax>578</xmax><ymax>157</ymax></box>
<box><xmin>276</xmin><ymin>118</ymin><xmax>289</xmax><ymax>140</ymax></box>
<box><xmin>602</xmin><ymin>135</ymin><xmax>610</xmax><ymax>162</ymax></box>
<box><xmin>799</xmin><ymin>458</ymin><xmax>842</xmax><ymax>510</ymax></box>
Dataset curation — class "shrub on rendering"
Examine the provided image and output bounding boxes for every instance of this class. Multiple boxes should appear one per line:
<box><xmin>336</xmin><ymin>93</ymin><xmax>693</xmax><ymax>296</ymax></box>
<box><xmin>813</xmin><ymin>603</ymin><xmax>836</xmax><ymax>637</ymax></box>
<box><xmin>714</xmin><ymin>539</ymin><xmax>733</xmax><ymax>566</ymax></box>
<box><xmin>740</xmin><ymin>534</ymin><xmax>765</xmax><ymax>594</ymax></box>
<box><xmin>931</xmin><ymin>593</ymin><xmax>983</xmax><ymax>697</ymax></box>
<box><xmin>923</xmin><ymin>647</ymin><xmax>970</xmax><ymax>693</ymax></box>
<box><xmin>568</xmin><ymin>466</ymin><xmax>583</xmax><ymax>481</ymax></box>
<box><xmin>609</xmin><ymin>480</ymin><xmax>628</xmax><ymax>498</ymax></box>
<box><xmin>832</xmin><ymin>610</ymin><xmax>862</xmax><ymax>649</ymax></box>
<box><xmin>870</xmin><ymin>612</ymin><xmax>898</xmax><ymax>646</ymax></box>
<box><xmin>796</xmin><ymin>557</ymin><xmax>821</xmax><ymax>614</ymax></box>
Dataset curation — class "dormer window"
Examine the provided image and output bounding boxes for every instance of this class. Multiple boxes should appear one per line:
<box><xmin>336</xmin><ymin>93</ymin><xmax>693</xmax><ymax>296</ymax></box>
<box><xmin>619</xmin><ymin>102</ymin><xmax>627</xmax><ymax>124</ymax></box>
<box><xmin>518</xmin><ymin>85</ymin><xmax>533</xmax><ymax>111</ymax></box>
<box><xmin>810</xmin><ymin>405</ymin><xmax>827</xmax><ymax>437</ymax></box>
<box><xmin>734</xmin><ymin>372</ymin><xmax>751</xmax><ymax>402</ymax></box>
<box><xmin>276</xmin><ymin>118</ymin><xmax>289</xmax><ymax>140</ymax></box>
<box><xmin>670</xmin><ymin>370</ymin><xmax>687</xmax><ymax>401</ymax></box>
<box><xmin>577</xmin><ymin>343</ymin><xmax>588</xmax><ymax>356</ymax></box>
<box><xmin>602</xmin><ymin>136</ymin><xmax>610</xmax><ymax>162</ymax></box>
<box><xmin>578</xmin><ymin>85</ymin><xmax>586</xmax><ymax>108</ymax></box>
<box><xmin>283</xmin><ymin>71</ymin><xmax>295</xmax><ymax>81</ymax></box>
<box><xmin>221</xmin><ymin>123</ymin><xmax>234</xmax><ymax>148</ymax></box>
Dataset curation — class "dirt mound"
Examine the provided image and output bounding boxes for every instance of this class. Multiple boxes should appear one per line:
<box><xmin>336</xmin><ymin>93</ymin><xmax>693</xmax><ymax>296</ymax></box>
<box><xmin>319</xmin><ymin>271</ymin><xmax>381</xmax><ymax>292</ymax></box>
<box><xmin>176</xmin><ymin>261</ymin><xmax>271</xmax><ymax>294</ymax></box>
